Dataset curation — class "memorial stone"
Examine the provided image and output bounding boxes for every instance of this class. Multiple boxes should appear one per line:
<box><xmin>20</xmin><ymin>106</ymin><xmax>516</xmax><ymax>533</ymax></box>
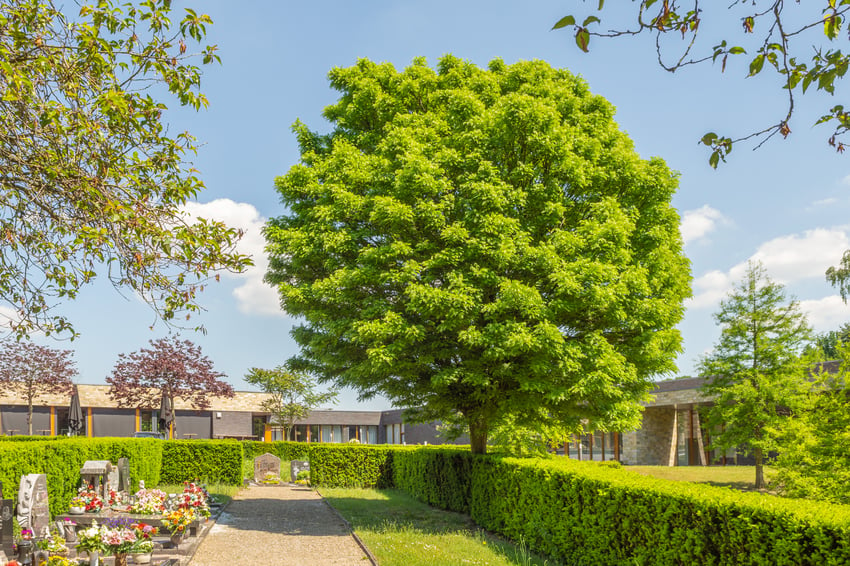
<box><xmin>254</xmin><ymin>453</ymin><xmax>281</xmax><ymax>482</ymax></box>
<box><xmin>117</xmin><ymin>457</ymin><xmax>131</xmax><ymax>493</ymax></box>
<box><xmin>107</xmin><ymin>467</ymin><xmax>120</xmax><ymax>494</ymax></box>
<box><xmin>290</xmin><ymin>460</ymin><xmax>310</xmax><ymax>482</ymax></box>
<box><xmin>0</xmin><ymin>498</ymin><xmax>13</xmax><ymax>557</ymax></box>
<box><xmin>16</xmin><ymin>474</ymin><xmax>49</xmax><ymax>538</ymax></box>
<box><xmin>80</xmin><ymin>460</ymin><xmax>113</xmax><ymax>502</ymax></box>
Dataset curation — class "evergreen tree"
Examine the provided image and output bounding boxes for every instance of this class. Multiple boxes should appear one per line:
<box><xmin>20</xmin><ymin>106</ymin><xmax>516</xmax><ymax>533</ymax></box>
<box><xmin>699</xmin><ymin>261</ymin><xmax>812</xmax><ymax>489</ymax></box>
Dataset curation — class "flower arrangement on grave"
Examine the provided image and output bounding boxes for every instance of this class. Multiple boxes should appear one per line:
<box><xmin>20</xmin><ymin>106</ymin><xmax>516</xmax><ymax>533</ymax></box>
<box><xmin>35</xmin><ymin>528</ymin><xmax>68</xmax><ymax>554</ymax></box>
<box><xmin>176</xmin><ymin>482</ymin><xmax>210</xmax><ymax>518</ymax></box>
<box><xmin>75</xmin><ymin>485</ymin><xmax>104</xmax><ymax>512</ymax></box>
<box><xmin>128</xmin><ymin>489</ymin><xmax>168</xmax><ymax>515</ymax></box>
<box><xmin>261</xmin><ymin>471</ymin><xmax>281</xmax><ymax>485</ymax></box>
<box><xmin>76</xmin><ymin>522</ymin><xmax>107</xmax><ymax>554</ymax></box>
<box><xmin>46</xmin><ymin>557</ymin><xmax>75</xmax><ymax>566</ymax></box>
<box><xmin>130</xmin><ymin>522</ymin><xmax>158</xmax><ymax>553</ymax></box>
<box><xmin>160</xmin><ymin>508</ymin><xmax>196</xmax><ymax>535</ymax></box>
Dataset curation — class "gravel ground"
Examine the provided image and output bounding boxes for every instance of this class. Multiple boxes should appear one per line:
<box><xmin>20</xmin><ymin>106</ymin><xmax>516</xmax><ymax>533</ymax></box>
<box><xmin>188</xmin><ymin>485</ymin><xmax>370</xmax><ymax>566</ymax></box>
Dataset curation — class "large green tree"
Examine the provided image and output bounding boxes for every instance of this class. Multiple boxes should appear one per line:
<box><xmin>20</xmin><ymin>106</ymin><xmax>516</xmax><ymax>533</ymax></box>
<box><xmin>266</xmin><ymin>56</ymin><xmax>691</xmax><ymax>454</ymax></box>
<box><xmin>0</xmin><ymin>0</ymin><xmax>250</xmax><ymax>339</ymax></box>
<box><xmin>773</xmin><ymin>343</ymin><xmax>850</xmax><ymax>504</ymax></box>
<box><xmin>244</xmin><ymin>367</ymin><xmax>338</xmax><ymax>441</ymax></box>
<box><xmin>699</xmin><ymin>261</ymin><xmax>812</xmax><ymax>489</ymax></box>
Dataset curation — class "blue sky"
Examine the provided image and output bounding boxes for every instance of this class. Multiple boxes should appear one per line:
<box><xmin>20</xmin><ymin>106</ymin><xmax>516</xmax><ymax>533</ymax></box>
<box><xmin>27</xmin><ymin>1</ymin><xmax>850</xmax><ymax>410</ymax></box>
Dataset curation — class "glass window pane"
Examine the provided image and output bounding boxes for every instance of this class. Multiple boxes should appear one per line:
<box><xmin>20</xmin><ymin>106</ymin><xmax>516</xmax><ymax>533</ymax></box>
<box><xmin>368</xmin><ymin>426</ymin><xmax>377</xmax><ymax>445</ymax></box>
<box><xmin>321</xmin><ymin>426</ymin><xmax>332</xmax><ymax>443</ymax></box>
<box><xmin>309</xmin><ymin>425</ymin><xmax>319</xmax><ymax>443</ymax></box>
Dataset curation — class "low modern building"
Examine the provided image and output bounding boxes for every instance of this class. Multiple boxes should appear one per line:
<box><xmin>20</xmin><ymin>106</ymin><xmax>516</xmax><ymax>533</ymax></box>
<box><xmin>0</xmin><ymin>384</ymin><xmax>442</xmax><ymax>445</ymax></box>
<box><xmin>0</xmin><ymin>377</ymin><xmax>784</xmax><ymax>465</ymax></box>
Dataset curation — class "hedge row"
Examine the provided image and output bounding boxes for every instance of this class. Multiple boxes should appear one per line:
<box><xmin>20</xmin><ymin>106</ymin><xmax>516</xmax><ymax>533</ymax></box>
<box><xmin>0</xmin><ymin>438</ymin><xmax>163</xmax><ymax>517</ymax></box>
<box><xmin>390</xmin><ymin>449</ymin><xmax>850</xmax><ymax>566</ymax></box>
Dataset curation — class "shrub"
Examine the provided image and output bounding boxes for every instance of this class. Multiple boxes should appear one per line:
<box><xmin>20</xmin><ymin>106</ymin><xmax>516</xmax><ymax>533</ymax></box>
<box><xmin>307</xmin><ymin>444</ymin><xmax>395</xmax><ymax>487</ymax></box>
<box><xmin>160</xmin><ymin>440</ymin><xmax>242</xmax><ymax>485</ymax></box>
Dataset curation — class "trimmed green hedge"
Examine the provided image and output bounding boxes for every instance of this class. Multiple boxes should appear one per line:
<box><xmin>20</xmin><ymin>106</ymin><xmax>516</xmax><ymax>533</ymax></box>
<box><xmin>0</xmin><ymin>438</ymin><xmax>163</xmax><ymax>517</ymax></box>
<box><xmin>160</xmin><ymin>440</ymin><xmax>243</xmax><ymax>485</ymax></box>
<box><xmin>393</xmin><ymin>446</ymin><xmax>471</xmax><ymax>513</ymax></box>
<box><xmin>308</xmin><ymin>444</ymin><xmax>395</xmax><ymax>488</ymax></box>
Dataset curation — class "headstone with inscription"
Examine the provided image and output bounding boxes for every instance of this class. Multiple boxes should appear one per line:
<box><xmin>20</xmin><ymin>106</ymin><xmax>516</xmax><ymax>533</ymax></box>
<box><xmin>253</xmin><ymin>453</ymin><xmax>281</xmax><ymax>482</ymax></box>
<box><xmin>0</xmin><ymin>496</ymin><xmax>13</xmax><ymax>558</ymax></box>
<box><xmin>16</xmin><ymin>474</ymin><xmax>49</xmax><ymax>538</ymax></box>
<box><xmin>290</xmin><ymin>460</ymin><xmax>310</xmax><ymax>483</ymax></box>
<box><xmin>117</xmin><ymin>457</ymin><xmax>131</xmax><ymax>493</ymax></box>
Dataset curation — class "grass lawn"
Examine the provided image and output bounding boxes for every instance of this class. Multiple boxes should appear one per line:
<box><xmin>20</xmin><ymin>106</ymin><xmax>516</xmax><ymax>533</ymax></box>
<box><xmin>321</xmin><ymin>487</ymin><xmax>550</xmax><ymax>566</ymax></box>
<box><xmin>625</xmin><ymin>465</ymin><xmax>774</xmax><ymax>492</ymax></box>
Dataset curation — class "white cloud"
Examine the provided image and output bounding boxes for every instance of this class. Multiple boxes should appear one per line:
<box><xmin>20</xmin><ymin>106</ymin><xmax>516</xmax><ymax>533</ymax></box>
<box><xmin>181</xmin><ymin>199</ymin><xmax>285</xmax><ymax>318</ymax></box>
<box><xmin>811</xmin><ymin>197</ymin><xmax>839</xmax><ymax>208</ymax></box>
<box><xmin>798</xmin><ymin>295</ymin><xmax>850</xmax><ymax>332</ymax></box>
<box><xmin>841</xmin><ymin>174</ymin><xmax>850</xmax><ymax>187</ymax></box>
<box><xmin>680</xmin><ymin>205</ymin><xmax>726</xmax><ymax>245</ymax></box>
<box><xmin>689</xmin><ymin>228</ymin><xmax>850</xmax><ymax>310</ymax></box>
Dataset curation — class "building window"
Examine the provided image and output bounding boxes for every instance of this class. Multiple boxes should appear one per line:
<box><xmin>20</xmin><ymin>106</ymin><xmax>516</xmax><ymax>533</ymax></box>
<box><xmin>309</xmin><ymin>424</ymin><xmax>319</xmax><ymax>442</ymax></box>
<box><xmin>252</xmin><ymin>416</ymin><xmax>267</xmax><ymax>440</ymax></box>
<box><xmin>139</xmin><ymin>410</ymin><xmax>157</xmax><ymax>432</ymax></box>
<box><xmin>359</xmin><ymin>426</ymin><xmax>377</xmax><ymax>444</ymax></box>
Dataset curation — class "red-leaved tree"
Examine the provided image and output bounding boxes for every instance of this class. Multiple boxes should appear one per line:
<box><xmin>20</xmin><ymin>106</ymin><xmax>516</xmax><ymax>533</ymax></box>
<box><xmin>107</xmin><ymin>336</ymin><xmax>234</xmax><ymax>438</ymax></box>
<box><xmin>0</xmin><ymin>340</ymin><xmax>76</xmax><ymax>435</ymax></box>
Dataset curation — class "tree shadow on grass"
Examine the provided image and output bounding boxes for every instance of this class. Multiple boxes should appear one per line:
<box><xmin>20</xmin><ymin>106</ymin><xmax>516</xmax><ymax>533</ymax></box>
<box><xmin>321</xmin><ymin>488</ymin><xmax>551</xmax><ymax>566</ymax></box>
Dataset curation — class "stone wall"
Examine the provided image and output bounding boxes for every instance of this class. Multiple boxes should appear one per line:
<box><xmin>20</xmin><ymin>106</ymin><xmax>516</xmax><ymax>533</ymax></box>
<box><xmin>622</xmin><ymin>406</ymin><xmax>677</xmax><ymax>465</ymax></box>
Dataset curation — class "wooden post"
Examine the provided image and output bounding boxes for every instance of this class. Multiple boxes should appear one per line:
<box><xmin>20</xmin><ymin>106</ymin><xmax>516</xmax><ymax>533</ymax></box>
<box><xmin>49</xmin><ymin>406</ymin><xmax>55</xmax><ymax>436</ymax></box>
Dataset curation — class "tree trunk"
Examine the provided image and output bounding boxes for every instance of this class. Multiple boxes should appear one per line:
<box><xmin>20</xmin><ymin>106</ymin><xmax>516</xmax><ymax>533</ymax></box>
<box><xmin>469</xmin><ymin>419</ymin><xmax>488</xmax><ymax>455</ymax></box>
<box><xmin>754</xmin><ymin>447</ymin><xmax>765</xmax><ymax>490</ymax></box>
<box><xmin>27</xmin><ymin>402</ymin><xmax>33</xmax><ymax>435</ymax></box>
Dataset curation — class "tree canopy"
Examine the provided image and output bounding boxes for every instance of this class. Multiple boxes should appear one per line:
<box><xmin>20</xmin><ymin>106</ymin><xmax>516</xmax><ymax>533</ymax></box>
<box><xmin>554</xmin><ymin>1</ymin><xmax>850</xmax><ymax>166</ymax></box>
<box><xmin>0</xmin><ymin>0</ymin><xmax>250</xmax><ymax>339</ymax></box>
<box><xmin>244</xmin><ymin>367</ymin><xmax>337</xmax><ymax>441</ymax></box>
<box><xmin>266</xmin><ymin>56</ymin><xmax>691</xmax><ymax>453</ymax></box>
<box><xmin>107</xmin><ymin>335</ymin><xmax>233</xmax><ymax>437</ymax></box>
<box><xmin>0</xmin><ymin>339</ymin><xmax>76</xmax><ymax>434</ymax></box>
<box><xmin>698</xmin><ymin>261</ymin><xmax>812</xmax><ymax>489</ymax></box>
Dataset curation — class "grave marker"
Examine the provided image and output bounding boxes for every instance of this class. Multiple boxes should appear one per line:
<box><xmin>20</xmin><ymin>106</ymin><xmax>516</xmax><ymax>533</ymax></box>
<box><xmin>0</xmin><ymin>498</ymin><xmax>13</xmax><ymax>557</ymax></box>
<box><xmin>290</xmin><ymin>460</ymin><xmax>310</xmax><ymax>483</ymax></box>
<box><xmin>254</xmin><ymin>453</ymin><xmax>281</xmax><ymax>482</ymax></box>
<box><xmin>117</xmin><ymin>457</ymin><xmax>131</xmax><ymax>493</ymax></box>
<box><xmin>16</xmin><ymin>474</ymin><xmax>49</xmax><ymax>538</ymax></box>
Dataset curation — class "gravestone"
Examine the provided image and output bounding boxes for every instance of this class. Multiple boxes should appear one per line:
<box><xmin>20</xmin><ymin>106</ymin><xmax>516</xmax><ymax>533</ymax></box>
<box><xmin>80</xmin><ymin>460</ymin><xmax>113</xmax><ymax>502</ymax></box>
<box><xmin>253</xmin><ymin>453</ymin><xmax>281</xmax><ymax>482</ymax></box>
<box><xmin>0</xmin><ymin>497</ymin><xmax>13</xmax><ymax>558</ymax></box>
<box><xmin>290</xmin><ymin>460</ymin><xmax>310</xmax><ymax>482</ymax></box>
<box><xmin>107</xmin><ymin>467</ymin><xmax>120</xmax><ymax>494</ymax></box>
<box><xmin>16</xmin><ymin>474</ymin><xmax>49</xmax><ymax>538</ymax></box>
<box><xmin>117</xmin><ymin>457</ymin><xmax>131</xmax><ymax>493</ymax></box>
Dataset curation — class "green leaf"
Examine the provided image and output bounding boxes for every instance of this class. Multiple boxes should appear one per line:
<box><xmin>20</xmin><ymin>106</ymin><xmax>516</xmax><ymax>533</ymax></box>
<box><xmin>729</xmin><ymin>46</ymin><xmax>746</xmax><ymax>55</ymax></box>
<box><xmin>576</xmin><ymin>28</ymin><xmax>590</xmax><ymax>52</ymax></box>
<box><xmin>552</xmin><ymin>15</ymin><xmax>576</xmax><ymax>30</ymax></box>
<box><xmin>582</xmin><ymin>16</ymin><xmax>600</xmax><ymax>27</ymax></box>
<box><xmin>709</xmin><ymin>151</ymin><xmax>720</xmax><ymax>169</ymax></box>
<box><xmin>749</xmin><ymin>54</ymin><xmax>765</xmax><ymax>76</ymax></box>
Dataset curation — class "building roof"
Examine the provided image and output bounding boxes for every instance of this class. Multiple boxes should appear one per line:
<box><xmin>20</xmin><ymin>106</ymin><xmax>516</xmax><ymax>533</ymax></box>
<box><xmin>0</xmin><ymin>384</ymin><xmax>273</xmax><ymax>412</ymax></box>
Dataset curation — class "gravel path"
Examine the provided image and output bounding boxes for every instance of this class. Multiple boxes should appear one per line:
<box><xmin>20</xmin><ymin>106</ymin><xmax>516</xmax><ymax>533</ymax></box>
<box><xmin>188</xmin><ymin>485</ymin><xmax>370</xmax><ymax>566</ymax></box>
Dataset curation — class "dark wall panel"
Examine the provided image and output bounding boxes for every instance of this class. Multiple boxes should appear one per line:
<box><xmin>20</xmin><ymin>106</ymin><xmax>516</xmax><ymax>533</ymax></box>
<box><xmin>175</xmin><ymin>411</ymin><xmax>211</xmax><ymax>439</ymax></box>
<box><xmin>92</xmin><ymin>408</ymin><xmax>135</xmax><ymax>438</ymax></box>
<box><xmin>2</xmin><ymin>406</ymin><xmax>51</xmax><ymax>435</ymax></box>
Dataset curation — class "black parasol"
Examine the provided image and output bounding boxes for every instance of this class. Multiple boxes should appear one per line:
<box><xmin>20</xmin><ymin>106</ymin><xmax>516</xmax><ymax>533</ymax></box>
<box><xmin>158</xmin><ymin>393</ymin><xmax>174</xmax><ymax>439</ymax></box>
<box><xmin>68</xmin><ymin>388</ymin><xmax>84</xmax><ymax>436</ymax></box>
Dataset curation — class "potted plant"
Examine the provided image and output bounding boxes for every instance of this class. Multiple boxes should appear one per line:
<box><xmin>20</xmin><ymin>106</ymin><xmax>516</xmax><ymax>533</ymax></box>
<box><xmin>76</xmin><ymin>522</ymin><xmax>107</xmax><ymax>566</ymax></box>
<box><xmin>36</xmin><ymin>529</ymin><xmax>68</xmax><ymax>556</ymax></box>
<box><xmin>68</xmin><ymin>497</ymin><xmax>86</xmax><ymax>514</ymax></box>
<box><xmin>160</xmin><ymin>508</ymin><xmax>196</xmax><ymax>547</ymax></box>
<box><xmin>129</xmin><ymin>523</ymin><xmax>158</xmax><ymax>564</ymax></box>
<box><xmin>75</xmin><ymin>485</ymin><xmax>104</xmax><ymax>513</ymax></box>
